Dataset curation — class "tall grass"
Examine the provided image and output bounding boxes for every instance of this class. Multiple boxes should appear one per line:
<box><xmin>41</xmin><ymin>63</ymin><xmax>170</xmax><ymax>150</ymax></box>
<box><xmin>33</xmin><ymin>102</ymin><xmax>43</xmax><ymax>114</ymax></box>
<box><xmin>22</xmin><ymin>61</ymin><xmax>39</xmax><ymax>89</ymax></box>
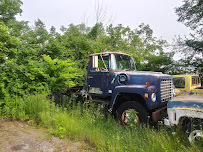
<box><xmin>0</xmin><ymin>94</ymin><xmax>201</xmax><ymax>152</ymax></box>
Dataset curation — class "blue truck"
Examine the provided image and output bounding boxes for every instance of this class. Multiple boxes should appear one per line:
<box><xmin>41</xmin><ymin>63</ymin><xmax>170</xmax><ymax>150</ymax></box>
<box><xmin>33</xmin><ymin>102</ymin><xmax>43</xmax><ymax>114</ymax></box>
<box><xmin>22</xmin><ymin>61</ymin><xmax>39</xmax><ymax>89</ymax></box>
<box><xmin>66</xmin><ymin>52</ymin><xmax>174</xmax><ymax>127</ymax></box>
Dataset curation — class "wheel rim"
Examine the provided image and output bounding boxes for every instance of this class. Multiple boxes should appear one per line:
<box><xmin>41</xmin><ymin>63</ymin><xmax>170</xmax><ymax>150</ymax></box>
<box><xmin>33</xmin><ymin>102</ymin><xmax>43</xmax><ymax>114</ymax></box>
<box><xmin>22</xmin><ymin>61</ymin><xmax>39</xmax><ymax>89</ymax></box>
<box><xmin>188</xmin><ymin>130</ymin><xmax>203</xmax><ymax>143</ymax></box>
<box><xmin>121</xmin><ymin>109</ymin><xmax>140</xmax><ymax>128</ymax></box>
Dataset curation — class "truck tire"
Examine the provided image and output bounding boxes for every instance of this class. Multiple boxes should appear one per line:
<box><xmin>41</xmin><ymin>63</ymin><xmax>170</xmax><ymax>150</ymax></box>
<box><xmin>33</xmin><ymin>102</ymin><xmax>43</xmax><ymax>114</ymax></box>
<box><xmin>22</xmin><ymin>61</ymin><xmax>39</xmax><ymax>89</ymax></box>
<box><xmin>182</xmin><ymin>118</ymin><xmax>203</xmax><ymax>143</ymax></box>
<box><xmin>188</xmin><ymin>130</ymin><xmax>203</xmax><ymax>143</ymax></box>
<box><xmin>117</xmin><ymin>101</ymin><xmax>149</xmax><ymax>128</ymax></box>
<box><xmin>49</xmin><ymin>92</ymin><xmax>64</xmax><ymax>105</ymax></box>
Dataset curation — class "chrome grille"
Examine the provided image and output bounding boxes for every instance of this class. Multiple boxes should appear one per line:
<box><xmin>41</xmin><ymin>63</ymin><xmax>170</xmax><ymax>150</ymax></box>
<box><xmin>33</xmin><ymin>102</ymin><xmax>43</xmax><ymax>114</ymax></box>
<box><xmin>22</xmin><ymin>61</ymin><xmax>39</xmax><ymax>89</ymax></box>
<box><xmin>160</xmin><ymin>78</ymin><xmax>173</xmax><ymax>102</ymax></box>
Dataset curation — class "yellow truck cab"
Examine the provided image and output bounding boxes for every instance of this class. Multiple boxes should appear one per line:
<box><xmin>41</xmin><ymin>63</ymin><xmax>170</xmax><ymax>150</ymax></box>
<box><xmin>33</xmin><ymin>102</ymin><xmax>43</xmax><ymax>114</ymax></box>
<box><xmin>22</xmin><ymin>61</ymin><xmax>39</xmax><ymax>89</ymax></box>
<box><xmin>173</xmin><ymin>74</ymin><xmax>203</xmax><ymax>96</ymax></box>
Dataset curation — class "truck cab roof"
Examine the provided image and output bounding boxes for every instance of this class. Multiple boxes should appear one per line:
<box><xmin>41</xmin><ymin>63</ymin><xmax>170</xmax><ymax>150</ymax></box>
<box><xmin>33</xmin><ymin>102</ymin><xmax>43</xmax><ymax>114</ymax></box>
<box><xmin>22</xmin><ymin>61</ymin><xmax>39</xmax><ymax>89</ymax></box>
<box><xmin>173</xmin><ymin>74</ymin><xmax>199</xmax><ymax>78</ymax></box>
<box><xmin>90</xmin><ymin>52</ymin><xmax>130</xmax><ymax>56</ymax></box>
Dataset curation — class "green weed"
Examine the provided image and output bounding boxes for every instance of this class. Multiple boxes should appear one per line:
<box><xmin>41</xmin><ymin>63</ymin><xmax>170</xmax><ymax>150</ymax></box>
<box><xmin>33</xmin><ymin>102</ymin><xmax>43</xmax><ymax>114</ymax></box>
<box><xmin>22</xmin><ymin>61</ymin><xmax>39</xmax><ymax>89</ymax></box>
<box><xmin>0</xmin><ymin>94</ymin><xmax>202</xmax><ymax>152</ymax></box>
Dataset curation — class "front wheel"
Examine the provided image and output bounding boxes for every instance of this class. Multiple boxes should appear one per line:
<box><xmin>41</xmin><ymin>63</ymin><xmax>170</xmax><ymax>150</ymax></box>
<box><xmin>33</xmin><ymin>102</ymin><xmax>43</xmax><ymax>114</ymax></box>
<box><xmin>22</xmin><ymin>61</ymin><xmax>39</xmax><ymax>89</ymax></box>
<box><xmin>182</xmin><ymin>118</ymin><xmax>203</xmax><ymax>143</ymax></box>
<box><xmin>188</xmin><ymin>130</ymin><xmax>203</xmax><ymax>143</ymax></box>
<box><xmin>117</xmin><ymin>101</ymin><xmax>149</xmax><ymax>128</ymax></box>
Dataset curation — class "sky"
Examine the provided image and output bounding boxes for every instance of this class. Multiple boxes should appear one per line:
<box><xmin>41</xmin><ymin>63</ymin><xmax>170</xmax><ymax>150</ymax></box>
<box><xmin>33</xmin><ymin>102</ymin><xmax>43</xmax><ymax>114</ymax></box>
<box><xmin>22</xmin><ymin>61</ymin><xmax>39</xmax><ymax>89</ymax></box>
<box><xmin>17</xmin><ymin>0</ymin><xmax>191</xmax><ymax>46</ymax></box>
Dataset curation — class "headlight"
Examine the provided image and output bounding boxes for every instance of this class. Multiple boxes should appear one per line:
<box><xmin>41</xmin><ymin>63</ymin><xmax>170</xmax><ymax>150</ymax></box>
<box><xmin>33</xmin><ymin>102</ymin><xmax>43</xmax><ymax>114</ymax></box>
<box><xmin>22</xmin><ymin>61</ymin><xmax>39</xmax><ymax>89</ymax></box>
<box><xmin>117</xmin><ymin>74</ymin><xmax>128</xmax><ymax>85</ymax></box>
<box><xmin>151</xmin><ymin>93</ymin><xmax>156</xmax><ymax>102</ymax></box>
<box><xmin>119</xmin><ymin>75</ymin><xmax>126</xmax><ymax>82</ymax></box>
<box><xmin>172</xmin><ymin>88</ymin><xmax>176</xmax><ymax>97</ymax></box>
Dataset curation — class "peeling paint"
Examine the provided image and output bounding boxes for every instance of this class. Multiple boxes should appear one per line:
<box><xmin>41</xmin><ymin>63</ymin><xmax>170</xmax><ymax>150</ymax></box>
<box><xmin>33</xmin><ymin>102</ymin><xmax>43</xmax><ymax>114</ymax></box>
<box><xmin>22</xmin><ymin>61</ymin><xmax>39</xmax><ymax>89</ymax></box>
<box><xmin>165</xmin><ymin>95</ymin><xmax>203</xmax><ymax>126</ymax></box>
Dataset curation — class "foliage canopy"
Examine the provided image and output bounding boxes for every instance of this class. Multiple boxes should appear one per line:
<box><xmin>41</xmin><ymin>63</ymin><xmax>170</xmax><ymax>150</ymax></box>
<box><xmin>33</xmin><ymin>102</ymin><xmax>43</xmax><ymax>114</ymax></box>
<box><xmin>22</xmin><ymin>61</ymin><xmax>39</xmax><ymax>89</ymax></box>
<box><xmin>174</xmin><ymin>0</ymin><xmax>203</xmax><ymax>79</ymax></box>
<box><xmin>1</xmin><ymin>0</ymin><xmax>202</xmax><ymax>98</ymax></box>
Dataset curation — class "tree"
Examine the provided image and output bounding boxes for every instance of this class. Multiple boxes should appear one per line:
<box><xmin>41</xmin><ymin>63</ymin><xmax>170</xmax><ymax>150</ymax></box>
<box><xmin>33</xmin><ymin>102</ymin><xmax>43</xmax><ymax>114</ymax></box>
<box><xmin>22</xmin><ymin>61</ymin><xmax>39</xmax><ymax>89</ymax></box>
<box><xmin>0</xmin><ymin>0</ymin><xmax>23</xmax><ymax>23</ymax></box>
<box><xmin>105</xmin><ymin>24</ymin><xmax>169</xmax><ymax>71</ymax></box>
<box><xmin>174</xmin><ymin>0</ymin><xmax>203</xmax><ymax>79</ymax></box>
<box><xmin>0</xmin><ymin>0</ymin><xmax>175</xmax><ymax>98</ymax></box>
<box><xmin>88</xmin><ymin>23</ymin><xmax>104</xmax><ymax>41</ymax></box>
<box><xmin>175</xmin><ymin>0</ymin><xmax>203</xmax><ymax>31</ymax></box>
<box><xmin>141</xmin><ymin>51</ymin><xmax>174</xmax><ymax>73</ymax></box>
<box><xmin>0</xmin><ymin>22</ymin><xmax>21</xmax><ymax>64</ymax></box>
<box><xmin>0</xmin><ymin>22</ymin><xmax>21</xmax><ymax>98</ymax></box>
<box><xmin>6</xmin><ymin>20</ymin><xmax>30</xmax><ymax>38</ymax></box>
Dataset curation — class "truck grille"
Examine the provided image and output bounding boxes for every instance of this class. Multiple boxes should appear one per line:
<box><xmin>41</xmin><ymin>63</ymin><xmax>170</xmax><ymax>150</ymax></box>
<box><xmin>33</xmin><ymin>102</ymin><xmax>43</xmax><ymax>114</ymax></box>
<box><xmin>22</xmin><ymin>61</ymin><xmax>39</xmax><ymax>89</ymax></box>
<box><xmin>160</xmin><ymin>78</ymin><xmax>173</xmax><ymax>102</ymax></box>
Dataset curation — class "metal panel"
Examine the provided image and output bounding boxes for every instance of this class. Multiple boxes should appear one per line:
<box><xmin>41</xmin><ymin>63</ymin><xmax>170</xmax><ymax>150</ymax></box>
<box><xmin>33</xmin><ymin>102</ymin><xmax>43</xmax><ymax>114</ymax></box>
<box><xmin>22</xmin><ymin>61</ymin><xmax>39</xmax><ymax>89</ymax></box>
<box><xmin>160</xmin><ymin>78</ymin><xmax>173</xmax><ymax>102</ymax></box>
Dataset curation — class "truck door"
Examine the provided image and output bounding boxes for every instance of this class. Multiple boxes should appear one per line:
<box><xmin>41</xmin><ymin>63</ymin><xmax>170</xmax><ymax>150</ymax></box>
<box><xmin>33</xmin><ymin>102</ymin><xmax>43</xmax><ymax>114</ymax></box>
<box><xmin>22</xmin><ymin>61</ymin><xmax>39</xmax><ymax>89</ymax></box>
<box><xmin>87</xmin><ymin>54</ymin><xmax>109</xmax><ymax>96</ymax></box>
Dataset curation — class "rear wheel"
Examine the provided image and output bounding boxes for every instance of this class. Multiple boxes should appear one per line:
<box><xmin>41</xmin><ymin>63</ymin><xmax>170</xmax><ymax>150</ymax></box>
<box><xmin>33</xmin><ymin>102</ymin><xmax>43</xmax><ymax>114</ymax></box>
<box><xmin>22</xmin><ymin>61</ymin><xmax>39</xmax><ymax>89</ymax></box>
<box><xmin>117</xmin><ymin>101</ymin><xmax>149</xmax><ymax>128</ymax></box>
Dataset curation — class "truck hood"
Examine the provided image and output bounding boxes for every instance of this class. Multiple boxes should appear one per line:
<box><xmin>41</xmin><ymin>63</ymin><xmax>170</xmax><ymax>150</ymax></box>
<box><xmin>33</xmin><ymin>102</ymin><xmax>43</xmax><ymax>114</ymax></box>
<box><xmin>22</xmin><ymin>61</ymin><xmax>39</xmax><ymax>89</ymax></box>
<box><xmin>115</xmin><ymin>71</ymin><xmax>169</xmax><ymax>77</ymax></box>
<box><xmin>115</xmin><ymin>71</ymin><xmax>172</xmax><ymax>86</ymax></box>
<box><xmin>168</xmin><ymin>95</ymin><xmax>203</xmax><ymax>111</ymax></box>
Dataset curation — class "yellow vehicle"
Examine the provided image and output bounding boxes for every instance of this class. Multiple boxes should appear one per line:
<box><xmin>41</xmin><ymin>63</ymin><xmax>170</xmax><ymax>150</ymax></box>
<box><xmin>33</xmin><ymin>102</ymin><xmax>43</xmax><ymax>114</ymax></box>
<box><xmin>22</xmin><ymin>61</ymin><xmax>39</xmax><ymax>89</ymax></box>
<box><xmin>173</xmin><ymin>74</ymin><xmax>203</xmax><ymax>96</ymax></box>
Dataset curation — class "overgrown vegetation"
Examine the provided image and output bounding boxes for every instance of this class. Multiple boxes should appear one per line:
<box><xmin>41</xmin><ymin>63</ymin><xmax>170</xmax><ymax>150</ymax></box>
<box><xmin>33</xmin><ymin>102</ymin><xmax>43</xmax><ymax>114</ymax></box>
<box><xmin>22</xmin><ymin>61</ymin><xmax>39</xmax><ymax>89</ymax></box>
<box><xmin>0</xmin><ymin>0</ymin><xmax>202</xmax><ymax>151</ymax></box>
<box><xmin>0</xmin><ymin>0</ymin><xmax>183</xmax><ymax>99</ymax></box>
<box><xmin>0</xmin><ymin>94</ymin><xmax>202</xmax><ymax>152</ymax></box>
<box><xmin>0</xmin><ymin>0</ymin><xmax>202</xmax><ymax>99</ymax></box>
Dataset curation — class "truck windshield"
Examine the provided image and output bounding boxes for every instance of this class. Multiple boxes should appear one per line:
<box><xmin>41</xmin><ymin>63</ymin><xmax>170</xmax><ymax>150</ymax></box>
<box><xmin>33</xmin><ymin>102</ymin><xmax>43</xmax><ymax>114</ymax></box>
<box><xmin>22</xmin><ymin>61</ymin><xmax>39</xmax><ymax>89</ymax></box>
<box><xmin>173</xmin><ymin>77</ymin><xmax>185</xmax><ymax>88</ymax></box>
<box><xmin>111</xmin><ymin>54</ymin><xmax>136</xmax><ymax>71</ymax></box>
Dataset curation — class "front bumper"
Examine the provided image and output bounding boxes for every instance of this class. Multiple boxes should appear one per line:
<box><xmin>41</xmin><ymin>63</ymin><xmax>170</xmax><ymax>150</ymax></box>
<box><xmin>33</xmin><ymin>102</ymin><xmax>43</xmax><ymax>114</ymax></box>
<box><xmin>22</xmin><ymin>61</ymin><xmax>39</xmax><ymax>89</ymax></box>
<box><xmin>152</xmin><ymin>106</ymin><xmax>167</xmax><ymax>122</ymax></box>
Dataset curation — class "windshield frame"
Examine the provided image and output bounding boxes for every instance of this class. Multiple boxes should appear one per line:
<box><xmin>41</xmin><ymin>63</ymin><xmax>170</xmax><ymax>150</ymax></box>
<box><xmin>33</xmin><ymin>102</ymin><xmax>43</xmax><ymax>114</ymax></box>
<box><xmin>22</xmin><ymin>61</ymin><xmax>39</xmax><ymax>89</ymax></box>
<box><xmin>110</xmin><ymin>54</ymin><xmax>136</xmax><ymax>71</ymax></box>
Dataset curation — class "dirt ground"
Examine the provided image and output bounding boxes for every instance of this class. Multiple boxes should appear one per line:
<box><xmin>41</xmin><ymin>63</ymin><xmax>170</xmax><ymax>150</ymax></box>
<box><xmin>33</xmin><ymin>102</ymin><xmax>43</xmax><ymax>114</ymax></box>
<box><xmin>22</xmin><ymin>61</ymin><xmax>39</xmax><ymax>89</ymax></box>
<box><xmin>0</xmin><ymin>119</ymin><xmax>95</xmax><ymax>152</ymax></box>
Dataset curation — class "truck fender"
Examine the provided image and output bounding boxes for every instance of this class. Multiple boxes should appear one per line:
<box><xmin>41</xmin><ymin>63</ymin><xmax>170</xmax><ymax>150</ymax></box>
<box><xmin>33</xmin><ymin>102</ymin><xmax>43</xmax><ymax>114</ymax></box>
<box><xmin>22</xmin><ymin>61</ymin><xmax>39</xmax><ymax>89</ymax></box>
<box><xmin>109</xmin><ymin>85</ymin><xmax>149</xmax><ymax>110</ymax></box>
